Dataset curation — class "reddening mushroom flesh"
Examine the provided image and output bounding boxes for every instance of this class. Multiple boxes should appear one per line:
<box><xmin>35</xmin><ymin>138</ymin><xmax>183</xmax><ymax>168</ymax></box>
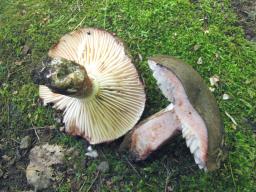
<box><xmin>33</xmin><ymin>28</ymin><xmax>146</xmax><ymax>144</ymax></box>
<box><xmin>120</xmin><ymin>56</ymin><xmax>224</xmax><ymax>171</ymax></box>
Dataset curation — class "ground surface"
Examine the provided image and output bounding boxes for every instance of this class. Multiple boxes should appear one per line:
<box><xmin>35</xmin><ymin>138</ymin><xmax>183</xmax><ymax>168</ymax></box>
<box><xmin>0</xmin><ymin>0</ymin><xmax>255</xmax><ymax>191</ymax></box>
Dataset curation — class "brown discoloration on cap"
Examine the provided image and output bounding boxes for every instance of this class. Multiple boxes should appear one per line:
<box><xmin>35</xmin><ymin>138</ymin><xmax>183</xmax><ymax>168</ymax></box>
<box><xmin>149</xmin><ymin>56</ymin><xmax>224</xmax><ymax>171</ymax></box>
<box><xmin>66</xmin><ymin>121</ymin><xmax>82</xmax><ymax>137</ymax></box>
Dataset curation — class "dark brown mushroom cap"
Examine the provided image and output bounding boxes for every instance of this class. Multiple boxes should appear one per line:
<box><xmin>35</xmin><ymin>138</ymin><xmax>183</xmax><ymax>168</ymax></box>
<box><xmin>148</xmin><ymin>56</ymin><xmax>224</xmax><ymax>171</ymax></box>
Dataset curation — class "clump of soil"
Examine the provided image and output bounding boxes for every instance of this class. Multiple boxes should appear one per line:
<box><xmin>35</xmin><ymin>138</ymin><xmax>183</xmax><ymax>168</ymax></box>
<box><xmin>232</xmin><ymin>0</ymin><xmax>256</xmax><ymax>41</ymax></box>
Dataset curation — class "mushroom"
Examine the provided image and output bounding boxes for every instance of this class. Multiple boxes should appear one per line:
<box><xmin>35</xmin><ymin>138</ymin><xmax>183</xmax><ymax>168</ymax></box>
<box><xmin>33</xmin><ymin>28</ymin><xmax>146</xmax><ymax>144</ymax></box>
<box><xmin>120</xmin><ymin>56</ymin><xmax>224</xmax><ymax>171</ymax></box>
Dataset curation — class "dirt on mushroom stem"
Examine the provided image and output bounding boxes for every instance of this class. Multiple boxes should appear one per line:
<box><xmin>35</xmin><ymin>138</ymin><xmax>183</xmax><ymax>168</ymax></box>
<box><xmin>32</xmin><ymin>57</ymin><xmax>93</xmax><ymax>98</ymax></box>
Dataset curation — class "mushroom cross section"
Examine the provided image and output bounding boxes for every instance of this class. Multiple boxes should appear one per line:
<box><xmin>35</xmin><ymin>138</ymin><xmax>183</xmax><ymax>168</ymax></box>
<box><xmin>120</xmin><ymin>56</ymin><xmax>224</xmax><ymax>171</ymax></box>
<box><xmin>36</xmin><ymin>28</ymin><xmax>146</xmax><ymax>144</ymax></box>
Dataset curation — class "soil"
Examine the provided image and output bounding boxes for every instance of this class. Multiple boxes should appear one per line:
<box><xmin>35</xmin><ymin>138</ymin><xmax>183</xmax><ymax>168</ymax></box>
<box><xmin>0</xmin><ymin>128</ymin><xmax>58</xmax><ymax>191</ymax></box>
<box><xmin>232</xmin><ymin>0</ymin><xmax>256</xmax><ymax>41</ymax></box>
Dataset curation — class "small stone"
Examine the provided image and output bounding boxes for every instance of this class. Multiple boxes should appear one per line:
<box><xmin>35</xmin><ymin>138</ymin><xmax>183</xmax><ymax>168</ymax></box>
<box><xmin>2</xmin><ymin>155</ymin><xmax>11</xmax><ymax>161</ymax></box>
<box><xmin>20</xmin><ymin>136</ymin><xmax>32</xmax><ymax>149</ymax></box>
<box><xmin>197</xmin><ymin>57</ymin><xmax>203</xmax><ymax>65</ymax></box>
<box><xmin>54</xmin><ymin>117</ymin><xmax>61</xmax><ymax>123</ymax></box>
<box><xmin>97</xmin><ymin>161</ymin><xmax>109</xmax><ymax>173</ymax></box>
<box><xmin>193</xmin><ymin>44</ymin><xmax>201</xmax><ymax>51</ymax></box>
<box><xmin>222</xmin><ymin>93</ymin><xmax>230</xmax><ymax>100</ymax></box>
<box><xmin>59</xmin><ymin>126</ymin><xmax>65</xmax><ymax>132</ymax></box>
<box><xmin>3</xmin><ymin>174</ymin><xmax>8</xmax><ymax>179</ymax></box>
<box><xmin>15</xmin><ymin>61</ymin><xmax>23</xmax><ymax>65</ymax></box>
<box><xmin>85</xmin><ymin>150</ymin><xmax>98</xmax><ymax>158</ymax></box>
<box><xmin>22</xmin><ymin>44</ymin><xmax>30</xmax><ymax>55</ymax></box>
<box><xmin>21</xmin><ymin>9</ymin><xmax>27</xmax><ymax>15</ymax></box>
<box><xmin>26</xmin><ymin>144</ymin><xmax>65</xmax><ymax>191</ymax></box>
<box><xmin>215</xmin><ymin>53</ymin><xmax>219</xmax><ymax>59</ymax></box>
<box><xmin>167</xmin><ymin>186</ymin><xmax>173</xmax><ymax>192</ymax></box>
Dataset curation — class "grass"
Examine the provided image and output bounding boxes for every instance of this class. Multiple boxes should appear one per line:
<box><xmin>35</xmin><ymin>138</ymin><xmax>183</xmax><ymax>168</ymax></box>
<box><xmin>0</xmin><ymin>0</ymin><xmax>255</xmax><ymax>191</ymax></box>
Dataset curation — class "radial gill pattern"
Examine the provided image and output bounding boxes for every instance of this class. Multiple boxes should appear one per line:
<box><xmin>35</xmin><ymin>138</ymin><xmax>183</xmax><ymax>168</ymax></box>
<box><xmin>39</xmin><ymin>28</ymin><xmax>145</xmax><ymax>144</ymax></box>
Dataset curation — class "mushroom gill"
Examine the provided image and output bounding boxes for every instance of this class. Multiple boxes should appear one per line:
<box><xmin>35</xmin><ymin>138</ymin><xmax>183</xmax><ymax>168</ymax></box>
<box><xmin>120</xmin><ymin>56</ymin><xmax>224</xmax><ymax>171</ymax></box>
<box><xmin>34</xmin><ymin>28</ymin><xmax>146</xmax><ymax>144</ymax></box>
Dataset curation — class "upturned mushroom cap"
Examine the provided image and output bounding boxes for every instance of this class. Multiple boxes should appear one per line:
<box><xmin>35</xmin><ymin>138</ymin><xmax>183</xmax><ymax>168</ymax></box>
<box><xmin>39</xmin><ymin>28</ymin><xmax>146</xmax><ymax>144</ymax></box>
<box><xmin>148</xmin><ymin>56</ymin><xmax>224</xmax><ymax>171</ymax></box>
<box><xmin>121</xmin><ymin>55</ymin><xmax>224</xmax><ymax>171</ymax></box>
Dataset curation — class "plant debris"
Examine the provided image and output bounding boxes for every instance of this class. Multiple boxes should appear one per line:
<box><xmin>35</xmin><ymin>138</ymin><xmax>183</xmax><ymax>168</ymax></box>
<box><xmin>197</xmin><ymin>57</ymin><xmax>203</xmax><ymax>64</ymax></box>
<box><xmin>20</xmin><ymin>136</ymin><xmax>32</xmax><ymax>149</ymax></box>
<box><xmin>209</xmin><ymin>75</ymin><xmax>220</xmax><ymax>87</ymax></box>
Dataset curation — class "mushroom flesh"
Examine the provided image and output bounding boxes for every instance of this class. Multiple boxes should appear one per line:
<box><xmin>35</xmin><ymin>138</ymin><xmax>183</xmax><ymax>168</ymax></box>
<box><xmin>120</xmin><ymin>56</ymin><xmax>224</xmax><ymax>171</ymax></box>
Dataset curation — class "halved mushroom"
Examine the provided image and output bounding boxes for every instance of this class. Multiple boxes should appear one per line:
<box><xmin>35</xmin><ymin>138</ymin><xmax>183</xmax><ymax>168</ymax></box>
<box><xmin>120</xmin><ymin>56</ymin><xmax>224</xmax><ymax>171</ymax></box>
<box><xmin>33</xmin><ymin>28</ymin><xmax>146</xmax><ymax>144</ymax></box>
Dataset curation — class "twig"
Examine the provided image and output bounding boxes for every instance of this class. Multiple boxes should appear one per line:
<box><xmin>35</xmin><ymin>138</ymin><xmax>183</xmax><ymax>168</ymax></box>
<box><xmin>24</xmin><ymin>125</ymin><xmax>55</xmax><ymax>131</ymax></box>
<box><xmin>81</xmin><ymin>171</ymin><xmax>100</xmax><ymax>192</ymax></box>
<box><xmin>165</xmin><ymin>173</ymin><xmax>172</xmax><ymax>192</ymax></box>
<box><xmin>225</xmin><ymin>111</ymin><xmax>238</xmax><ymax>126</ymax></box>
<box><xmin>34</xmin><ymin>127</ymin><xmax>40</xmax><ymax>142</ymax></box>
<box><xmin>7</xmin><ymin>66</ymin><xmax>26</xmax><ymax>80</ymax></box>
<box><xmin>163</xmin><ymin>163</ymin><xmax>170</xmax><ymax>192</ymax></box>
<box><xmin>163</xmin><ymin>162</ymin><xmax>174</xmax><ymax>192</ymax></box>
<box><xmin>10</xmin><ymin>138</ymin><xmax>20</xmax><ymax>144</ymax></box>
<box><xmin>124</xmin><ymin>156</ymin><xmax>141</xmax><ymax>177</ymax></box>
<box><xmin>73</xmin><ymin>15</ymin><xmax>87</xmax><ymax>31</ymax></box>
<box><xmin>79</xmin><ymin>179</ymin><xmax>87</xmax><ymax>192</ymax></box>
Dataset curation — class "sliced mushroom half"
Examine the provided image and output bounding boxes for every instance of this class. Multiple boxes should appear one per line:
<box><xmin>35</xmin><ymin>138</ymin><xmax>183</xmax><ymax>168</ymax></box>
<box><xmin>120</xmin><ymin>56</ymin><xmax>224</xmax><ymax>171</ymax></box>
<box><xmin>33</xmin><ymin>28</ymin><xmax>146</xmax><ymax>144</ymax></box>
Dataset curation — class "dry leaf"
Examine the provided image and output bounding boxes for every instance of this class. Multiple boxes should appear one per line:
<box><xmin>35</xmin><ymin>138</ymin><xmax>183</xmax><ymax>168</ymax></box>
<box><xmin>197</xmin><ymin>57</ymin><xmax>203</xmax><ymax>64</ymax></box>
<box><xmin>209</xmin><ymin>75</ymin><xmax>220</xmax><ymax>86</ymax></box>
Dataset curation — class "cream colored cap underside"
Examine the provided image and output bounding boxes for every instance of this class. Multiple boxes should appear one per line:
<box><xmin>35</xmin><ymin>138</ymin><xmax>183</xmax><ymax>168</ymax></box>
<box><xmin>39</xmin><ymin>28</ymin><xmax>145</xmax><ymax>144</ymax></box>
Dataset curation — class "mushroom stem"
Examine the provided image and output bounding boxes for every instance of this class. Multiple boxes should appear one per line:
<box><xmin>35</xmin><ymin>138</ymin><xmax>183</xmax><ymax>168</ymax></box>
<box><xmin>120</xmin><ymin>105</ymin><xmax>181</xmax><ymax>161</ymax></box>
<box><xmin>33</xmin><ymin>57</ymin><xmax>94</xmax><ymax>98</ymax></box>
